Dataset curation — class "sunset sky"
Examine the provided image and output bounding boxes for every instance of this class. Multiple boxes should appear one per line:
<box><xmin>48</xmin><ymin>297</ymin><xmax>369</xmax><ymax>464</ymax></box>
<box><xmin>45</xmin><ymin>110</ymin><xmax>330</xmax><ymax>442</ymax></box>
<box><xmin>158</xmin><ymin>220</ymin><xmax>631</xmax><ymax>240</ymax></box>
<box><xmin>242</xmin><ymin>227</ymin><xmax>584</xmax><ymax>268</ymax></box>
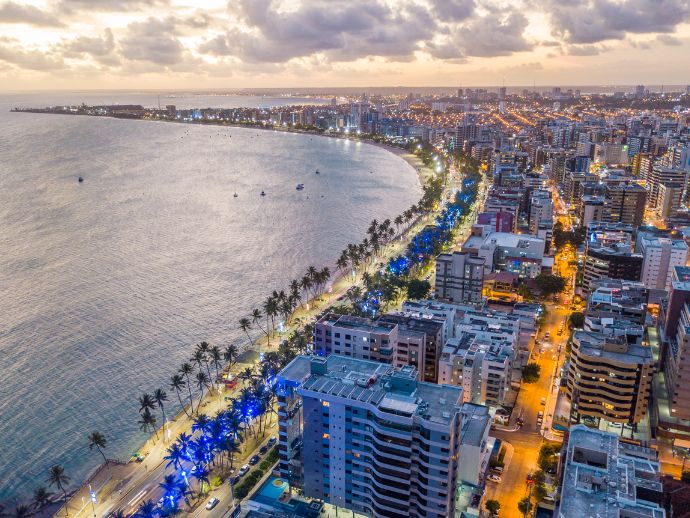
<box><xmin>1</xmin><ymin>0</ymin><xmax>689</xmax><ymax>90</ymax></box>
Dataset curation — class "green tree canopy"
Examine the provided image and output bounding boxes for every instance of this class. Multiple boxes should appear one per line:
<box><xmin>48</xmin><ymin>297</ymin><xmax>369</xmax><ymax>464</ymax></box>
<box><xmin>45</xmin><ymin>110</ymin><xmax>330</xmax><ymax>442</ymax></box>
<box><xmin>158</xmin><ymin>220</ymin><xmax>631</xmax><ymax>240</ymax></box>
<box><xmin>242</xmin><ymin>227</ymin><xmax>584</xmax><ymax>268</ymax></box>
<box><xmin>406</xmin><ymin>279</ymin><xmax>432</xmax><ymax>300</ymax></box>
<box><xmin>535</xmin><ymin>274</ymin><xmax>567</xmax><ymax>296</ymax></box>
<box><xmin>522</xmin><ymin>362</ymin><xmax>541</xmax><ymax>383</ymax></box>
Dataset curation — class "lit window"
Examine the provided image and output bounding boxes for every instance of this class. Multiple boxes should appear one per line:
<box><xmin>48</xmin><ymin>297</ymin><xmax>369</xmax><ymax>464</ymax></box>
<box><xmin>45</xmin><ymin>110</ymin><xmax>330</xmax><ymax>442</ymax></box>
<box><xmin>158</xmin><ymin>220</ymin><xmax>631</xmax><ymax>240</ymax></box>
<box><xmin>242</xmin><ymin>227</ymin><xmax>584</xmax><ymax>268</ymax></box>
<box><xmin>322</xmin><ymin>401</ymin><xmax>330</xmax><ymax>407</ymax></box>
<box><xmin>323</xmin><ymin>433</ymin><xmax>330</xmax><ymax>439</ymax></box>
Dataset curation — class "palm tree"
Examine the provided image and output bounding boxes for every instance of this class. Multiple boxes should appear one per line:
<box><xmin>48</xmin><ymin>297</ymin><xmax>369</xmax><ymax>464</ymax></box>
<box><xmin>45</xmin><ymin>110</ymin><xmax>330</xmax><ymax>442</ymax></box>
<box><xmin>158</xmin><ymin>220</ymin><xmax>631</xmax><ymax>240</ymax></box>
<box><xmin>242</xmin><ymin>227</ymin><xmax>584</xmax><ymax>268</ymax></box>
<box><xmin>195</xmin><ymin>371</ymin><xmax>210</xmax><ymax>401</ymax></box>
<box><xmin>223</xmin><ymin>343</ymin><xmax>238</xmax><ymax>369</ymax></box>
<box><xmin>87</xmin><ymin>431</ymin><xmax>108</xmax><ymax>464</ymax></box>
<box><xmin>153</xmin><ymin>388</ymin><xmax>168</xmax><ymax>426</ymax></box>
<box><xmin>191</xmin><ymin>465</ymin><xmax>210</xmax><ymax>497</ymax></box>
<box><xmin>262</xmin><ymin>296</ymin><xmax>278</xmax><ymax>342</ymax></box>
<box><xmin>33</xmin><ymin>486</ymin><xmax>52</xmax><ymax>512</ymax></box>
<box><xmin>13</xmin><ymin>505</ymin><xmax>31</xmax><ymax>518</ymax></box>
<box><xmin>46</xmin><ymin>465</ymin><xmax>70</xmax><ymax>518</ymax></box>
<box><xmin>170</xmin><ymin>374</ymin><xmax>190</xmax><ymax>417</ymax></box>
<box><xmin>179</xmin><ymin>363</ymin><xmax>196</xmax><ymax>413</ymax></box>
<box><xmin>138</xmin><ymin>393</ymin><xmax>155</xmax><ymax>414</ymax></box>
<box><xmin>191</xmin><ymin>349</ymin><xmax>210</xmax><ymax>382</ymax></box>
<box><xmin>158</xmin><ymin>474</ymin><xmax>180</xmax><ymax>511</ymax></box>
<box><xmin>209</xmin><ymin>345</ymin><xmax>223</xmax><ymax>382</ymax></box>
<box><xmin>196</xmin><ymin>341</ymin><xmax>213</xmax><ymax>380</ymax></box>
<box><xmin>238</xmin><ymin>318</ymin><xmax>253</xmax><ymax>349</ymax></box>
<box><xmin>138</xmin><ymin>408</ymin><xmax>158</xmax><ymax>440</ymax></box>
<box><xmin>164</xmin><ymin>442</ymin><xmax>184</xmax><ymax>470</ymax></box>
<box><xmin>135</xmin><ymin>499</ymin><xmax>157</xmax><ymax>518</ymax></box>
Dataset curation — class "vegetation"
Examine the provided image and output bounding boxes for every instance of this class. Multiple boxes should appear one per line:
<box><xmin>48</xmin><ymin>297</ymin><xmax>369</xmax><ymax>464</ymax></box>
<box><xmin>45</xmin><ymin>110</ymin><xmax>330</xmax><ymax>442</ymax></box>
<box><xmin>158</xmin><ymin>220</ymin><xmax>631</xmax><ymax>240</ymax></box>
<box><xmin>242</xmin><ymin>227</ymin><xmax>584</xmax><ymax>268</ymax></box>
<box><xmin>569</xmin><ymin>311</ymin><xmax>584</xmax><ymax>329</ymax></box>
<box><xmin>87</xmin><ymin>431</ymin><xmax>108</xmax><ymax>464</ymax></box>
<box><xmin>485</xmin><ymin>499</ymin><xmax>501</xmax><ymax>515</ymax></box>
<box><xmin>522</xmin><ymin>362</ymin><xmax>542</xmax><ymax>383</ymax></box>
<box><xmin>46</xmin><ymin>465</ymin><xmax>70</xmax><ymax>517</ymax></box>
<box><xmin>682</xmin><ymin>470</ymin><xmax>690</xmax><ymax>483</ymax></box>
<box><xmin>553</xmin><ymin>222</ymin><xmax>586</xmax><ymax>250</ymax></box>
<box><xmin>517</xmin><ymin>496</ymin><xmax>532</xmax><ymax>515</ymax></box>
<box><xmin>405</xmin><ymin>278</ymin><xmax>432</xmax><ymax>300</ymax></box>
<box><xmin>538</xmin><ymin>444</ymin><xmax>559</xmax><ymax>472</ymax></box>
<box><xmin>534</xmin><ymin>274</ymin><xmax>567</xmax><ymax>296</ymax></box>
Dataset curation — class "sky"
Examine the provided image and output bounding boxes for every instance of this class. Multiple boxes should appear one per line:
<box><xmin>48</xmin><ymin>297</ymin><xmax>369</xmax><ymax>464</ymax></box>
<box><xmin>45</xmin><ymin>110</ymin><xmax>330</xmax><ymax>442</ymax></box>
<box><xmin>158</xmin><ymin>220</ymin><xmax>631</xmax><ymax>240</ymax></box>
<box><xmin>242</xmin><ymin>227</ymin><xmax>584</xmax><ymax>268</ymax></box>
<box><xmin>1</xmin><ymin>0</ymin><xmax>689</xmax><ymax>91</ymax></box>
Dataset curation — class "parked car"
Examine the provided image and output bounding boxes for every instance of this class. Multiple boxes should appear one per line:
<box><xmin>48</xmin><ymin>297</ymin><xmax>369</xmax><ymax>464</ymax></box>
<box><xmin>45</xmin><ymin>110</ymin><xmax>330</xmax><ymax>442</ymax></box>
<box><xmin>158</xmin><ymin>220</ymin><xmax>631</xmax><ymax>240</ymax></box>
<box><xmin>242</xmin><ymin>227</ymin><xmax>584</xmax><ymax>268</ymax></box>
<box><xmin>492</xmin><ymin>466</ymin><xmax>504</xmax><ymax>473</ymax></box>
<box><xmin>249</xmin><ymin>455</ymin><xmax>261</xmax><ymax>465</ymax></box>
<box><xmin>267</xmin><ymin>437</ymin><xmax>277</xmax><ymax>447</ymax></box>
<box><xmin>487</xmin><ymin>474</ymin><xmax>501</xmax><ymax>483</ymax></box>
<box><xmin>238</xmin><ymin>465</ymin><xmax>250</xmax><ymax>476</ymax></box>
<box><xmin>205</xmin><ymin>498</ymin><xmax>220</xmax><ymax>510</ymax></box>
<box><xmin>230</xmin><ymin>476</ymin><xmax>240</xmax><ymax>486</ymax></box>
<box><xmin>540</xmin><ymin>397</ymin><xmax>546</xmax><ymax>406</ymax></box>
<box><xmin>259</xmin><ymin>445</ymin><xmax>269</xmax><ymax>455</ymax></box>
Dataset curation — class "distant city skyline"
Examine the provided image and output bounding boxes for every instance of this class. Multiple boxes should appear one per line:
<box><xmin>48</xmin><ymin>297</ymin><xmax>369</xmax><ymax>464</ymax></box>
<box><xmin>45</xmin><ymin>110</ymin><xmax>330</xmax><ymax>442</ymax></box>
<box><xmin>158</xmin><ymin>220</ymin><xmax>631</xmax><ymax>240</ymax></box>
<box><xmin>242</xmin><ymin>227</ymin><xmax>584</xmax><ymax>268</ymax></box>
<box><xmin>1</xmin><ymin>0</ymin><xmax>689</xmax><ymax>90</ymax></box>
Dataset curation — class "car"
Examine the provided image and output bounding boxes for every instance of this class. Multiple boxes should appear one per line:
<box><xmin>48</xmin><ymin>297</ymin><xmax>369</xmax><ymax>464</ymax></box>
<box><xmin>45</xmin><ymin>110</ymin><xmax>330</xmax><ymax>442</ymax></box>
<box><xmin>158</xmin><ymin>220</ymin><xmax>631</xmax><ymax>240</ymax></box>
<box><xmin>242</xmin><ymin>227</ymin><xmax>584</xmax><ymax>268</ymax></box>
<box><xmin>543</xmin><ymin>495</ymin><xmax>555</xmax><ymax>502</ymax></box>
<box><xmin>259</xmin><ymin>445</ymin><xmax>269</xmax><ymax>455</ymax></box>
<box><xmin>205</xmin><ymin>498</ymin><xmax>220</xmax><ymax>510</ymax></box>
<box><xmin>538</xmin><ymin>411</ymin><xmax>544</xmax><ymax>418</ymax></box>
<box><xmin>487</xmin><ymin>474</ymin><xmax>501</xmax><ymax>483</ymax></box>
<box><xmin>249</xmin><ymin>455</ymin><xmax>261</xmax><ymax>465</ymax></box>
<box><xmin>492</xmin><ymin>466</ymin><xmax>504</xmax><ymax>473</ymax></box>
<box><xmin>267</xmin><ymin>437</ymin><xmax>277</xmax><ymax>446</ymax></box>
<box><xmin>230</xmin><ymin>476</ymin><xmax>240</xmax><ymax>486</ymax></box>
<box><xmin>238</xmin><ymin>464</ymin><xmax>250</xmax><ymax>476</ymax></box>
<box><xmin>540</xmin><ymin>397</ymin><xmax>546</xmax><ymax>406</ymax></box>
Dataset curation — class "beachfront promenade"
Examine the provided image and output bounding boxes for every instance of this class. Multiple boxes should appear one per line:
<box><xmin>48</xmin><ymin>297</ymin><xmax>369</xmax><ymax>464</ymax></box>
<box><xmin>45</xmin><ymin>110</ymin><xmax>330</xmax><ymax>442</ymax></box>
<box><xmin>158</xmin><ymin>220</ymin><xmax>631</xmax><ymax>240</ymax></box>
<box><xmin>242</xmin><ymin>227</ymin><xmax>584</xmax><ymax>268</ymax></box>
<box><xmin>54</xmin><ymin>144</ymin><xmax>480</xmax><ymax>518</ymax></box>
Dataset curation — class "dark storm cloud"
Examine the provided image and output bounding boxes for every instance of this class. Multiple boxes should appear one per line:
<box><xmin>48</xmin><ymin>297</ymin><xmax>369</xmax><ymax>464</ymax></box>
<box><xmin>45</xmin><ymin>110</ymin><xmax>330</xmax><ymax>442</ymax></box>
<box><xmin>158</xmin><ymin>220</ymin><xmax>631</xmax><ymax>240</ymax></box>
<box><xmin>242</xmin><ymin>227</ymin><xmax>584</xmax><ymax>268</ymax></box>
<box><xmin>119</xmin><ymin>17</ymin><xmax>184</xmax><ymax>65</ymax></box>
<box><xmin>0</xmin><ymin>1</ymin><xmax>63</xmax><ymax>27</ymax></box>
<box><xmin>542</xmin><ymin>0</ymin><xmax>690</xmax><ymax>44</ymax></box>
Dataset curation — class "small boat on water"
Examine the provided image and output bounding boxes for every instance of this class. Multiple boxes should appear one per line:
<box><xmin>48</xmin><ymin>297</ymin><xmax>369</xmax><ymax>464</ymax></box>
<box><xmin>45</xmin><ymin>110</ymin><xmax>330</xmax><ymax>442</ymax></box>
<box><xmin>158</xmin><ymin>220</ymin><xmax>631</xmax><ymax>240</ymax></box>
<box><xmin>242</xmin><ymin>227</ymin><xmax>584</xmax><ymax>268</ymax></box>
<box><xmin>315</xmin><ymin>170</ymin><xmax>320</xmax><ymax>175</ymax></box>
<box><xmin>78</xmin><ymin>176</ymin><xmax>84</xmax><ymax>183</ymax></box>
<box><xmin>296</xmin><ymin>184</ymin><xmax>305</xmax><ymax>190</ymax></box>
<box><xmin>260</xmin><ymin>191</ymin><xmax>266</xmax><ymax>196</ymax></box>
<box><xmin>233</xmin><ymin>192</ymin><xmax>238</xmax><ymax>198</ymax></box>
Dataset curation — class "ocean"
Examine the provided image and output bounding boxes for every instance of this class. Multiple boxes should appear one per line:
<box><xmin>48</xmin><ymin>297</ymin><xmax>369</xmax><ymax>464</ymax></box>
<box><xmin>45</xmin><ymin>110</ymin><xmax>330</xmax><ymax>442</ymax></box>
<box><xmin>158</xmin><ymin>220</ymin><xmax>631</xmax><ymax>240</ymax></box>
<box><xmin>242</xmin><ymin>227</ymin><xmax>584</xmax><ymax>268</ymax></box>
<box><xmin>0</xmin><ymin>92</ymin><xmax>420</xmax><ymax>501</ymax></box>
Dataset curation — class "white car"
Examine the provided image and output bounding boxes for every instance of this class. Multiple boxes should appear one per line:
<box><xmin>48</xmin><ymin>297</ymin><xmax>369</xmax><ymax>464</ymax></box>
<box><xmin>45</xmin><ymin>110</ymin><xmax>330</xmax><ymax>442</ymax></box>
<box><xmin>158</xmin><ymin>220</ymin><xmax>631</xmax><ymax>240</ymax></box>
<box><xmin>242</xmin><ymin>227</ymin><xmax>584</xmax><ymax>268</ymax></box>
<box><xmin>238</xmin><ymin>464</ymin><xmax>250</xmax><ymax>476</ymax></box>
<box><xmin>205</xmin><ymin>498</ymin><xmax>219</xmax><ymax>510</ymax></box>
<box><xmin>487</xmin><ymin>474</ymin><xmax>501</xmax><ymax>483</ymax></box>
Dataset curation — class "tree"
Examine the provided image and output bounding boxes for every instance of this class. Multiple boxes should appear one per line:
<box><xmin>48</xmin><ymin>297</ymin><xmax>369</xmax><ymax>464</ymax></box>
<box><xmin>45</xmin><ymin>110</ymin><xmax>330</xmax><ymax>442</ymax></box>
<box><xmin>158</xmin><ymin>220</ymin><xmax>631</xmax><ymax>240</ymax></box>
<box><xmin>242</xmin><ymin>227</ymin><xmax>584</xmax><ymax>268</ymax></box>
<box><xmin>87</xmin><ymin>431</ymin><xmax>108</xmax><ymax>464</ymax></box>
<box><xmin>135</xmin><ymin>500</ymin><xmax>157</xmax><ymax>518</ymax></box>
<box><xmin>153</xmin><ymin>388</ymin><xmax>168</xmax><ymax>426</ymax></box>
<box><xmin>538</xmin><ymin>444</ymin><xmax>558</xmax><ymax>471</ymax></box>
<box><xmin>485</xmin><ymin>499</ymin><xmax>501</xmax><ymax>515</ymax></box>
<box><xmin>209</xmin><ymin>345</ymin><xmax>223</xmax><ymax>382</ymax></box>
<box><xmin>406</xmin><ymin>279</ymin><xmax>432</xmax><ymax>300</ymax></box>
<box><xmin>33</xmin><ymin>486</ymin><xmax>52</xmax><ymax>512</ymax></box>
<box><xmin>46</xmin><ymin>465</ymin><xmax>70</xmax><ymax>518</ymax></box>
<box><xmin>179</xmin><ymin>363</ymin><xmax>196</xmax><ymax>414</ymax></box>
<box><xmin>682</xmin><ymin>470</ymin><xmax>690</xmax><ymax>483</ymax></box>
<box><xmin>569</xmin><ymin>311</ymin><xmax>584</xmax><ymax>329</ymax></box>
<box><xmin>138</xmin><ymin>408</ymin><xmax>159</xmax><ymax>440</ymax></box>
<box><xmin>138</xmin><ymin>393</ymin><xmax>155</xmax><ymax>414</ymax></box>
<box><xmin>517</xmin><ymin>496</ymin><xmax>532</xmax><ymax>516</ymax></box>
<box><xmin>522</xmin><ymin>362</ymin><xmax>541</xmax><ymax>383</ymax></box>
<box><xmin>238</xmin><ymin>318</ymin><xmax>253</xmax><ymax>349</ymax></box>
<box><xmin>535</xmin><ymin>274</ymin><xmax>567</xmax><ymax>297</ymax></box>
<box><xmin>170</xmin><ymin>374</ymin><xmax>190</xmax><ymax>417</ymax></box>
<box><xmin>13</xmin><ymin>505</ymin><xmax>31</xmax><ymax>518</ymax></box>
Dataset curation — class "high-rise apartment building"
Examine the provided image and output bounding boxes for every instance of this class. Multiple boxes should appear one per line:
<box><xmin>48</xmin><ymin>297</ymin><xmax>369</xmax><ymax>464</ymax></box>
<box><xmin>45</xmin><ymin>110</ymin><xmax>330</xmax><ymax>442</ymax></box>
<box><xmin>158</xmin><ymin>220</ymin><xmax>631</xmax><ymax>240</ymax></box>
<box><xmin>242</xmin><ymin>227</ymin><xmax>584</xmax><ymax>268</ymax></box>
<box><xmin>637</xmin><ymin>235</ymin><xmax>689</xmax><ymax>292</ymax></box>
<box><xmin>434</xmin><ymin>251</ymin><xmax>485</xmax><ymax>303</ymax></box>
<box><xmin>276</xmin><ymin>355</ymin><xmax>491</xmax><ymax>518</ymax></box>
<box><xmin>603</xmin><ymin>182</ymin><xmax>646</xmax><ymax>226</ymax></box>
<box><xmin>566</xmin><ymin>331</ymin><xmax>653</xmax><ymax>425</ymax></box>
<box><xmin>583</xmin><ymin>246</ymin><xmax>643</xmax><ymax>294</ymax></box>
<box><xmin>646</xmin><ymin>164</ymin><xmax>687</xmax><ymax>206</ymax></box>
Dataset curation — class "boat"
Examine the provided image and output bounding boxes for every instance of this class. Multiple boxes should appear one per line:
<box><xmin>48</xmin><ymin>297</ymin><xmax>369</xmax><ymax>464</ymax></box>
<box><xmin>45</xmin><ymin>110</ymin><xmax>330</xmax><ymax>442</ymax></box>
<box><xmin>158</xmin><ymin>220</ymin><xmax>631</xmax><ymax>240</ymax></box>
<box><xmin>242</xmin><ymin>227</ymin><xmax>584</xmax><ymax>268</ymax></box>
<box><xmin>233</xmin><ymin>192</ymin><xmax>238</xmax><ymax>198</ymax></box>
<box><xmin>260</xmin><ymin>191</ymin><xmax>266</xmax><ymax>196</ymax></box>
<box><xmin>78</xmin><ymin>176</ymin><xmax>84</xmax><ymax>183</ymax></box>
<box><xmin>296</xmin><ymin>184</ymin><xmax>305</xmax><ymax>190</ymax></box>
<box><xmin>315</xmin><ymin>170</ymin><xmax>320</xmax><ymax>175</ymax></box>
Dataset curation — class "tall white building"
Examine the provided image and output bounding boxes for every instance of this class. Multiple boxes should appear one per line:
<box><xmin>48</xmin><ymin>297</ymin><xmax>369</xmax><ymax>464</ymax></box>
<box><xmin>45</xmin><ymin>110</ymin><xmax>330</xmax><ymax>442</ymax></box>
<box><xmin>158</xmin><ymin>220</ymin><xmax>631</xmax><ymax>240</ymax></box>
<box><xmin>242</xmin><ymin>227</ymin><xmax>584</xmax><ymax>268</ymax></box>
<box><xmin>434</xmin><ymin>252</ymin><xmax>485</xmax><ymax>303</ymax></box>
<box><xmin>637</xmin><ymin>235</ymin><xmax>688</xmax><ymax>292</ymax></box>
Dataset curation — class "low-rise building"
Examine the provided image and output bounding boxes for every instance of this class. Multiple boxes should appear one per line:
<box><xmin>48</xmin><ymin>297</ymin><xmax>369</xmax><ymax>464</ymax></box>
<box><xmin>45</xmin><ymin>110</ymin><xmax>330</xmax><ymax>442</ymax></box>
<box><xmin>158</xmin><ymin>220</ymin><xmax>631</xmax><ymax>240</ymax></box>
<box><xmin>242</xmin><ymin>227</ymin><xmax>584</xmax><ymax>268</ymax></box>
<box><xmin>557</xmin><ymin>425</ymin><xmax>665</xmax><ymax>518</ymax></box>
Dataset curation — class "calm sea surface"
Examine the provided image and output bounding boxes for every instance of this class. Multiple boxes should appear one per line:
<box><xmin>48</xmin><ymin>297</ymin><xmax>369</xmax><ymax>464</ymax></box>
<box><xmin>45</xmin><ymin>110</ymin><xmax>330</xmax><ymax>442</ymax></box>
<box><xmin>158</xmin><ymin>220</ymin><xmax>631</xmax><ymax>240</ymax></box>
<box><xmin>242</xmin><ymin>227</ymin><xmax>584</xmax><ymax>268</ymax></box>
<box><xmin>0</xmin><ymin>92</ymin><xmax>420</xmax><ymax>500</ymax></box>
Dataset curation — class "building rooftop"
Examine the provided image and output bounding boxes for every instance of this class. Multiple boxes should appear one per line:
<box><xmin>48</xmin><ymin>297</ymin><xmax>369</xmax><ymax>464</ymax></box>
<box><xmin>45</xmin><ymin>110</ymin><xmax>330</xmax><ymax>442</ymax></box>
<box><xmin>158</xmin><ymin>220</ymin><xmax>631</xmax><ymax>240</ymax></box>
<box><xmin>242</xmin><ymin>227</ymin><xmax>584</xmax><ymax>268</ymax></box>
<box><xmin>573</xmin><ymin>330</ymin><xmax>653</xmax><ymax>365</ymax></box>
<box><xmin>315</xmin><ymin>313</ymin><xmax>397</xmax><ymax>334</ymax></box>
<box><xmin>459</xmin><ymin>403</ymin><xmax>490</xmax><ymax>447</ymax></box>
<box><xmin>559</xmin><ymin>425</ymin><xmax>664</xmax><ymax>518</ymax></box>
<box><xmin>672</xmin><ymin>266</ymin><xmax>690</xmax><ymax>291</ymax></box>
<box><xmin>280</xmin><ymin>355</ymin><xmax>464</xmax><ymax>426</ymax></box>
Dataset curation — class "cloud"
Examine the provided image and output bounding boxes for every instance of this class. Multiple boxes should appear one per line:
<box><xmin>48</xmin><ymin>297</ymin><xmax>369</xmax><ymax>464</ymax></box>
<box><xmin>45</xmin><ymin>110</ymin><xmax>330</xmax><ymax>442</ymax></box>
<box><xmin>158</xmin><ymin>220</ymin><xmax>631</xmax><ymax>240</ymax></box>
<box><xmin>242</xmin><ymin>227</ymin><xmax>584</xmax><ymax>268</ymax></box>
<box><xmin>657</xmin><ymin>34</ymin><xmax>681</xmax><ymax>46</ymax></box>
<box><xmin>61</xmin><ymin>28</ymin><xmax>119</xmax><ymax>65</ymax></box>
<box><xmin>542</xmin><ymin>0</ymin><xmax>690</xmax><ymax>44</ymax></box>
<box><xmin>565</xmin><ymin>44</ymin><xmax>603</xmax><ymax>55</ymax></box>
<box><xmin>208</xmin><ymin>0</ymin><xmax>435</xmax><ymax>63</ymax></box>
<box><xmin>57</xmin><ymin>0</ymin><xmax>169</xmax><ymax>13</ymax></box>
<box><xmin>0</xmin><ymin>39</ymin><xmax>64</xmax><ymax>70</ymax></box>
<box><xmin>0</xmin><ymin>1</ymin><xmax>63</xmax><ymax>27</ymax></box>
<box><xmin>430</xmin><ymin>0</ymin><xmax>475</xmax><ymax>22</ymax></box>
<box><xmin>119</xmin><ymin>17</ymin><xmax>185</xmax><ymax>65</ymax></box>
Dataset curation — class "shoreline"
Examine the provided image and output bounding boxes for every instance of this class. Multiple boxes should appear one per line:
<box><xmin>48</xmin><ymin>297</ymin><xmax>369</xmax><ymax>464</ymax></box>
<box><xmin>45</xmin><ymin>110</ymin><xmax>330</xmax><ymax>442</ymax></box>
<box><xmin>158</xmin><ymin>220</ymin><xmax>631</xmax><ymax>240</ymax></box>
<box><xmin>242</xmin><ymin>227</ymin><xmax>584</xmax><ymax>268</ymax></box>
<box><xmin>8</xmin><ymin>110</ymin><xmax>437</xmax><ymax>513</ymax></box>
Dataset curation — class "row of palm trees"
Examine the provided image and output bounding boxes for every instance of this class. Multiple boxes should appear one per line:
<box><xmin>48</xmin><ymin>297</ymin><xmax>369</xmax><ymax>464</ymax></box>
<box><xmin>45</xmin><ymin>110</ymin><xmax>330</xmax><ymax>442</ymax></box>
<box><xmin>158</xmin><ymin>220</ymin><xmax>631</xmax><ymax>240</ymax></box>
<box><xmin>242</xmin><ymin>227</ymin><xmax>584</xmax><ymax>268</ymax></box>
<box><xmin>7</xmin><ymin>431</ymin><xmax>112</xmax><ymax>518</ymax></box>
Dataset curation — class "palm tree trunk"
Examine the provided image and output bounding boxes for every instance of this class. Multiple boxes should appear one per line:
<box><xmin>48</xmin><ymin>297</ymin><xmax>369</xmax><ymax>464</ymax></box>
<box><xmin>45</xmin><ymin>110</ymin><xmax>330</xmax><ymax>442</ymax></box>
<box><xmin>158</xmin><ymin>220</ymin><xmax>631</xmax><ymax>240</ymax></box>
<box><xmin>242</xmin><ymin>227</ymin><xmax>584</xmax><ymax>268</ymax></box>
<box><xmin>175</xmin><ymin>389</ymin><xmax>191</xmax><ymax>417</ymax></box>
<box><xmin>184</xmin><ymin>375</ymin><xmax>195</xmax><ymax>413</ymax></box>
<box><xmin>97</xmin><ymin>446</ymin><xmax>107</xmax><ymax>464</ymax></box>
<box><xmin>62</xmin><ymin>488</ymin><xmax>69</xmax><ymax>518</ymax></box>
